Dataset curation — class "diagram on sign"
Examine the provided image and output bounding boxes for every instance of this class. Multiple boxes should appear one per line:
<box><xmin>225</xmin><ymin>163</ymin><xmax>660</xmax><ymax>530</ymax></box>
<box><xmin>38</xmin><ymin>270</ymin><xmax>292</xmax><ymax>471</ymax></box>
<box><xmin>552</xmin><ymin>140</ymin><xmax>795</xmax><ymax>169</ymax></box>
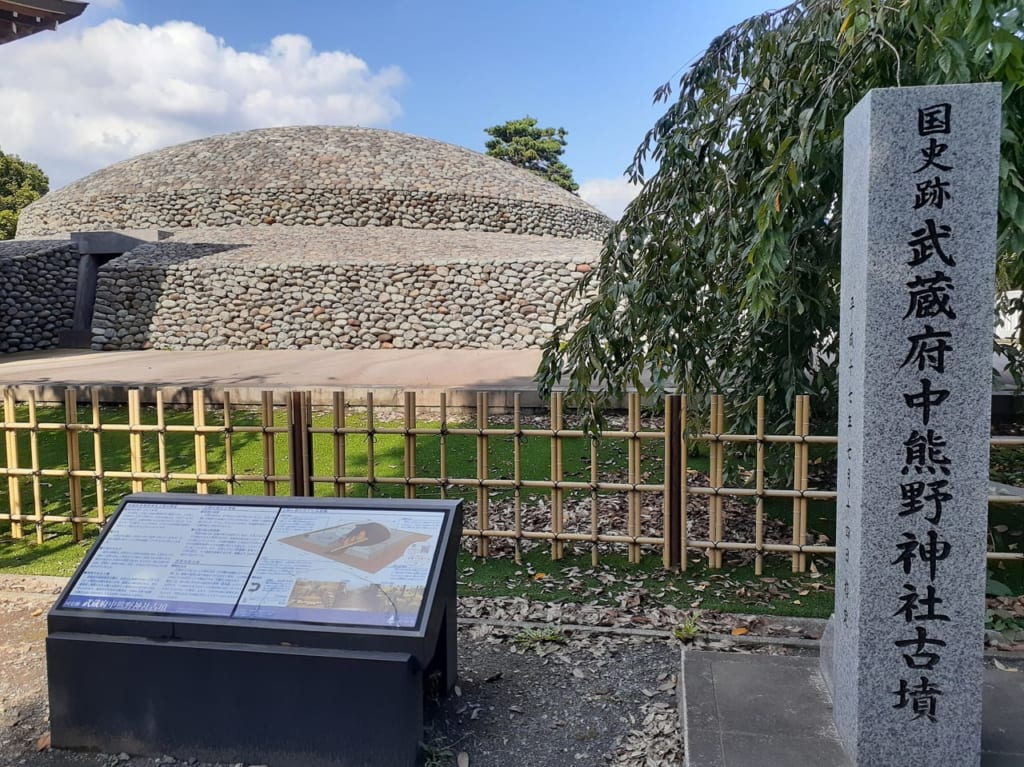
<box><xmin>234</xmin><ymin>507</ymin><xmax>445</xmax><ymax>628</ymax></box>
<box><xmin>280</xmin><ymin>520</ymin><xmax>430</xmax><ymax>573</ymax></box>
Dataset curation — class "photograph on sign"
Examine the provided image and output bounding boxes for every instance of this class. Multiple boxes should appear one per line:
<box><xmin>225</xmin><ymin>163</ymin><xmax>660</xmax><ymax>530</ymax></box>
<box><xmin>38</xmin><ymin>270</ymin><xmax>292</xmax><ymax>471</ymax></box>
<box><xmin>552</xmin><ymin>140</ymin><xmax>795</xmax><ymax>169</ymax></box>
<box><xmin>60</xmin><ymin>502</ymin><xmax>278</xmax><ymax>617</ymax></box>
<box><xmin>233</xmin><ymin>506</ymin><xmax>446</xmax><ymax>628</ymax></box>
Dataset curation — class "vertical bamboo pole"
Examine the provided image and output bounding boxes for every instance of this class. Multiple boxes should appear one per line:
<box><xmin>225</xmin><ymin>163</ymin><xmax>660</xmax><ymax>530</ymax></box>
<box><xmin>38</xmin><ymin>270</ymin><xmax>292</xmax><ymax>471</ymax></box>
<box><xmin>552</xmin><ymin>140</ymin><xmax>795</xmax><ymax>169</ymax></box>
<box><xmin>709</xmin><ymin>394</ymin><xmax>725</xmax><ymax>569</ymax></box>
<box><xmin>680</xmin><ymin>395</ymin><xmax>689</xmax><ymax>572</ymax></box>
<box><xmin>439</xmin><ymin>393</ymin><xmax>448</xmax><ymax>500</ymax></box>
<box><xmin>791</xmin><ymin>396</ymin><xmax>801</xmax><ymax>572</ymax></box>
<box><xmin>590</xmin><ymin>435</ymin><xmax>599</xmax><ymax>567</ymax></box>
<box><xmin>791</xmin><ymin>396</ymin><xmax>809</xmax><ymax>572</ymax></box>
<box><xmin>286</xmin><ymin>391</ymin><xmax>313</xmax><ymax>497</ymax></box>
<box><xmin>754</xmin><ymin>396</ymin><xmax>766</xmax><ymax>576</ymax></box>
<box><xmin>65</xmin><ymin>390</ymin><xmax>84</xmax><ymax>541</ymax></box>
<box><xmin>3</xmin><ymin>390</ymin><xmax>23</xmax><ymax>538</ymax></box>
<box><xmin>798</xmin><ymin>397</ymin><xmax>806</xmax><ymax>573</ymax></box>
<box><xmin>716</xmin><ymin>396</ymin><xmax>727</xmax><ymax>569</ymax></box>
<box><xmin>193</xmin><ymin>390</ymin><xmax>208</xmax><ymax>495</ymax></box>
<box><xmin>627</xmin><ymin>392</ymin><xmax>641</xmax><ymax>564</ymax></box>
<box><xmin>156</xmin><ymin>391</ymin><xmax>168</xmax><ymax>493</ymax></box>
<box><xmin>550</xmin><ymin>392</ymin><xmax>565</xmax><ymax>561</ymax></box>
<box><xmin>222</xmin><ymin>392</ymin><xmax>234</xmax><ymax>495</ymax></box>
<box><xmin>513</xmin><ymin>393</ymin><xmax>523</xmax><ymax>564</ymax></box>
<box><xmin>404</xmin><ymin>392</ymin><xmax>417</xmax><ymax>500</ymax></box>
<box><xmin>663</xmin><ymin>394</ymin><xmax>683</xmax><ymax>569</ymax></box>
<box><xmin>333</xmin><ymin>391</ymin><xmax>347</xmax><ymax>498</ymax></box>
<box><xmin>26</xmin><ymin>392</ymin><xmax>42</xmax><ymax>543</ymax></box>
<box><xmin>303</xmin><ymin>390</ymin><xmax>314</xmax><ymax>496</ymax></box>
<box><xmin>261</xmin><ymin>391</ymin><xmax>275</xmax><ymax>497</ymax></box>
<box><xmin>476</xmin><ymin>392</ymin><xmax>490</xmax><ymax>558</ymax></box>
<box><xmin>797</xmin><ymin>395</ymin><xmax>811</xmax><ymax>572</ymax></box>
<box><xmin>287</xmin><ymin>392</ymin><xmax>298</xmax><ymax>495</ymax></box>
<box><xmin>365</xmin><ymin>392</ymin><xmax>376</xmax><ymax>498</ymax></box>
<box><xmin>127</xmin><ymin>389</ymin><xmax>144</xmax><ymax>493</ymax></box>
<box><xmin>663</xmin><ymin>396</ymin><xmax>671</xmax><ymax>569</ymax></box>
<box><xmin>91</xmin><ymin>390</ymin><xmax>105</xmax><ymax>524</ymax></box>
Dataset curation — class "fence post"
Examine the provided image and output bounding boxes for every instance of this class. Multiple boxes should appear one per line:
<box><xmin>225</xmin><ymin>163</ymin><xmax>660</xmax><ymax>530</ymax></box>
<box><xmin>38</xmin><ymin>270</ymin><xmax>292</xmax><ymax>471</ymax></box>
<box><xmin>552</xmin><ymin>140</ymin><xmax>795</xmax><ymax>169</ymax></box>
<box><xmin>333</xmin><ymin>391</ymin><xmax>347</xmax><ymax>498</ymax></box>
<box><xmin>288</xmin><ymin>391</ymin><xmax>313</xmax><ymax>496</ymax></box>
<box><xmin>550</xmin><ymin>391</ymin><xmax>564</xmax><ymax>561</ymax></box>
<box><xmin>627</xmin><ymin>392</ymin><xmax>641</xmax><ymax>564</ymax></box>
<box><xmin>664</xmin><ymin>394</ymin><xmax>683</xmax><ymax>569</ymax></box>
<box><xmin>680</xmin><ymin>394</ymin><xmax>689</xmax><ymax>572</ymax></box>
<box><xmin>4</xmin><ymin>390</ymin><xmax>23</xmax><ymax>539</ymax></box>
<box><xmin>90</xmin><ymin>389</ymin><xmax>106</xmax><ymax>524</ymax></box>
<box><xmin>192</xmin><ymin>390</ymin><xmax>208</xmax><ymax>495</ymax></box>
<box><xmin>261</xmin><ymin>391</ymin><xmax>276</xmax><ymax>497</ymax></box>
<box><xmin>709</xmin><ymin>394</ymin><xmax>725</xmax><ymax>569</ymax></box>
<box><xmin>476</xmin><ymin>391</ymin><xmax>490</xmax><ymax>558</ymax></box>
<box><xmin>791</xmin><ymin>395</ymin><xmax>809</xmax><ymax>572</ymax></box>
<box><xmin>128</xmin><ymin>389</ymin><xmax>144</xmax><ymax>493</ymax></box>
<box><xmin>404</xmin><ymin>391</ymin><xmax>417</xmax><ymax>499</ymax></box>
<box><xmin>26</xmin><ymin>391</ymin><xmax>43</xmax><ymax>543</ymax></box>
<box><xmin>65</xmin><ymin>390</ymin><xmax>84</xmax><ymax>542</ymax></box>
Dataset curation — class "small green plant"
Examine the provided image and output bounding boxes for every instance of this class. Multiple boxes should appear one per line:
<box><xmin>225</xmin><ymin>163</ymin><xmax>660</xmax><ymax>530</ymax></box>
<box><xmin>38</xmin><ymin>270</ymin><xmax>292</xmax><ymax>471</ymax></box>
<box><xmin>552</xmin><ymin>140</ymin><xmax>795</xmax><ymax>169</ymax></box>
<box><xmin>420</xmin><ymin>734</ymin><xmax>455</xmax><ymax>767</ymax></box>
<box><xmin>986</xmin><ymin>571</ymin><xmax>1015</xmax><ymax>598</ymax></box>
<box><xmin>513</xmin><ymin>626</ymin><xmax>567</xmax><ymax>650</ymax></box>
<box><xmin>985</xmin><ymin>608</ymin><xmax>1024</xmax><ymax>642</ymax></box>
<box><xmin>673</xmin><ymin>610</ymin><xmax>703</xmax><ymax>642</ymax></box>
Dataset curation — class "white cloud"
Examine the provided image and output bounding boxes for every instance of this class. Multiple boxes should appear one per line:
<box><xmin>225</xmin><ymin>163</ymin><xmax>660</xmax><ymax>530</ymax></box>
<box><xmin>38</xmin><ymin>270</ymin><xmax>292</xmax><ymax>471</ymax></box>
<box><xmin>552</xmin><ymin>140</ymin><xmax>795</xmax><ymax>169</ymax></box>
<box><xmin>0</xmin><ymin>19</ymin><xmax>405</xmax><ymax>189</ymax></box>
<box><xmin>578</xmin><ymin>176</ymin><xmax>642</xmax><ymax>220</ymax></box>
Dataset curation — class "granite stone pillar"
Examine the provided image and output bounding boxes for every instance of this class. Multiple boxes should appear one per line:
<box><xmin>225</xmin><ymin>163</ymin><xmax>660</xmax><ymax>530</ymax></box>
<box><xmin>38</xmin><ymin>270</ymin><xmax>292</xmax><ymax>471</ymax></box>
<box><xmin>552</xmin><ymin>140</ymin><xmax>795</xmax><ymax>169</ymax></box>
<box><xmin>829</xmin><ymin>82</ymin><xmax>1001</xmax><ymax>766</ymax></box>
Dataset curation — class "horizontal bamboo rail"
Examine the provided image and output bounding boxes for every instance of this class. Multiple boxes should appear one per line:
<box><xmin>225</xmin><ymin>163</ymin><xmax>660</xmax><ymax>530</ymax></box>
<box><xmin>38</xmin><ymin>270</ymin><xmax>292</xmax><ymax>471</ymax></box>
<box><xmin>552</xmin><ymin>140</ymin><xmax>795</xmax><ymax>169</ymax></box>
<box><xmin>1</xmin><ymin>387</ymin><xmax>1022</xmax><ymax>572</ymax></box>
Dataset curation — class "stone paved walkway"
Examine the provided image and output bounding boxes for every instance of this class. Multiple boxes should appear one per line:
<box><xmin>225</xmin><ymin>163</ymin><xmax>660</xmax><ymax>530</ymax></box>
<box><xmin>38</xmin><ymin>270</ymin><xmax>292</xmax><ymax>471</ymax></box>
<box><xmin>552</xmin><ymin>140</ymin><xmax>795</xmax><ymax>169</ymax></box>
<box><xmin>0</xmin><ymin>348</ymin><xmax>545</xmax><ymax>406</ymax></box>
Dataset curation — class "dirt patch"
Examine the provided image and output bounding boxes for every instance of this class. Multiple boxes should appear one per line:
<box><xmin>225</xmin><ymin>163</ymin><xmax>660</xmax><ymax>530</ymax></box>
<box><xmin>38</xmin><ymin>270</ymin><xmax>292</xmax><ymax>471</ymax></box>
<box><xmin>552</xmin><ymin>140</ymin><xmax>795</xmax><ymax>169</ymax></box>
<box><xmin>0</xmin><ymin>575</ymin><xmax>818</xmax><ymax>767</ymax></box>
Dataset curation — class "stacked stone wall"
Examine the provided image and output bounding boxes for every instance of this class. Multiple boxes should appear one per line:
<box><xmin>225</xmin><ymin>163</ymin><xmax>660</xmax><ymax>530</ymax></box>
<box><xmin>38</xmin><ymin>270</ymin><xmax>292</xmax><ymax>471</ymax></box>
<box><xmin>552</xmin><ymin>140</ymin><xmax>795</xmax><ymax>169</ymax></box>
<box><xmin>91</xmin><ymin>258</ymin><xmax>595</xmax><ymax>351</ymax></box>
<box><xmin>0</xmin><ymin>242</ymin><xmax>78</xmax><ymax>354</ymax></box>
<box><xmin>17</xmin><ymin>126</ymin><xmax>613</xmax><ymax>240</ymax></box>
<box><xmin>18</xmin><ymin>188</ymin><xmax>610</xmax><ymax>241</ymax></box>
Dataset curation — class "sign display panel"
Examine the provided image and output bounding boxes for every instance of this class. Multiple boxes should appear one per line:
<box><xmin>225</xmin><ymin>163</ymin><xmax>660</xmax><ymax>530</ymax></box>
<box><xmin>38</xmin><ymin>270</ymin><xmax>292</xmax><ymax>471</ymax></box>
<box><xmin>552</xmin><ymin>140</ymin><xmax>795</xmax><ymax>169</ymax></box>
<box><xmin>58</xmin><ymin>498</ymin><xmax>450</xmax><ymax>629</ymax></box>
<box><xmin>62</xmin><ymin>502</ymin><xmax>277</xmax><ymax>616</ymax></box>
<box><xmin>234</xmin><ymin>507</ymin><xmax>445</xmax><ymax>627</ymax></box>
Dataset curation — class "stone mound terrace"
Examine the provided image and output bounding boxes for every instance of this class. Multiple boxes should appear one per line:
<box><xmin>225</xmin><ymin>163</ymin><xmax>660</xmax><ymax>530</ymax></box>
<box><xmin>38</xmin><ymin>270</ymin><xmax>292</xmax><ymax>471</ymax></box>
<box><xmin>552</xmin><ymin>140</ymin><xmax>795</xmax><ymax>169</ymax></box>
<box><xmin>16</xmin><ymin>126</ymin><xmax>611</xmax><ymax>239</ymax></box>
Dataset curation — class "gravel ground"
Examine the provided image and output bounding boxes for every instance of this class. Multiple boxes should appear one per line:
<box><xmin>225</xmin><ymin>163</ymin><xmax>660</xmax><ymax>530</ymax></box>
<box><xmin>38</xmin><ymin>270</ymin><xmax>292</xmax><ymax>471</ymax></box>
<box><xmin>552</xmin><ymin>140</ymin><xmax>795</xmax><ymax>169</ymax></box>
<box><xmin>0</xmin><ymin>575</ymin><xmax>812</xmax><ymax>767</ymax></box>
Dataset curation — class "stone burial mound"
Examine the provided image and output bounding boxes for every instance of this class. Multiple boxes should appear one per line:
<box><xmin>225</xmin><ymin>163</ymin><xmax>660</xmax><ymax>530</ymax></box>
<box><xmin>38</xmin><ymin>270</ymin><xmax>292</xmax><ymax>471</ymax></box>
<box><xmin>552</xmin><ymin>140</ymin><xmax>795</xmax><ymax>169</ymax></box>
<box><xmin>5</xmin><ymin>126</ymin><xmax>611</xmax><ymax>353</ymax></box>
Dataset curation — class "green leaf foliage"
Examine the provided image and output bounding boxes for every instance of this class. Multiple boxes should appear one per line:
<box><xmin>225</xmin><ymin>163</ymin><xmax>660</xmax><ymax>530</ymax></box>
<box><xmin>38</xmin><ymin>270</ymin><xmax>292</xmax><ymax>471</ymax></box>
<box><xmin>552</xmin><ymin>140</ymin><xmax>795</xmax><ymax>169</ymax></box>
<box><xmin>0</xmin><ymin>148</ymin><xmax>48</xmax><ymax>240</ymax></box>
<box><xmin>484</xmin><ymin>116</ymin><xmax>580</xmax><ymax>193</ymax></box>
<box><xmin>537</xmin><ymin>0</ymin><xmax>1024</xmax><ymax>436</ymax></box>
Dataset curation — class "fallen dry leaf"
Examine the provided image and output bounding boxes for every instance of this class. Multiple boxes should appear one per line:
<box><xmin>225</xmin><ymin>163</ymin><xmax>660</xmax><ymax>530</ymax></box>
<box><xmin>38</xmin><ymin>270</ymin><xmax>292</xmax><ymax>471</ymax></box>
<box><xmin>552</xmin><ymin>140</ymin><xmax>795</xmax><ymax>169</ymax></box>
<box><xmin>31</xmin><ymin>608</ymin><xmax>43</xmax><ymax>617</ymax></box>
<box><xmin>731</xmin><ymin>628</ymin><xmax>749</xmax><ymax>636</ymax></box>
<box><xmin>37</xmin><ymin>733</ymin><xmax>50</xmax><ymax>751</ymax></box>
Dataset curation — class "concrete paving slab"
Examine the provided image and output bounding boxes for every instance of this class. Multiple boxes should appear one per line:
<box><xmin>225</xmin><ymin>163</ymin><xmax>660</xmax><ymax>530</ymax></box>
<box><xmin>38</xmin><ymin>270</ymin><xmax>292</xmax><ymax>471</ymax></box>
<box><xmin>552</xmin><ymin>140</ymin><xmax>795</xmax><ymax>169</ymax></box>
<box><xmin>679</xmin><ymin>650</ymin><xmax>1024</xmax><ymax>767</ymax></box>
<box><xmin>0</xmin><ymin>348</ymin><xmax>546</xmax><ymax>407</ymax></box>
<box><xmin>680</xmin><ymin>651</ymin><xmax>848</xmax><ymax>767</ymax></box>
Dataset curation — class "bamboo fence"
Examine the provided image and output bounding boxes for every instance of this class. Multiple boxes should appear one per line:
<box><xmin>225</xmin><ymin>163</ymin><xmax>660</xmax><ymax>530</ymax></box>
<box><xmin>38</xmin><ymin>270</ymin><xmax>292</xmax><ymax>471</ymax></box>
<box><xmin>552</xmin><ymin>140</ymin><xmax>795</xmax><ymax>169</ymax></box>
<box><xmin>1</xmin><ymin>387</ymin><xmax>1023</xmax><ymax>571</ymax></box>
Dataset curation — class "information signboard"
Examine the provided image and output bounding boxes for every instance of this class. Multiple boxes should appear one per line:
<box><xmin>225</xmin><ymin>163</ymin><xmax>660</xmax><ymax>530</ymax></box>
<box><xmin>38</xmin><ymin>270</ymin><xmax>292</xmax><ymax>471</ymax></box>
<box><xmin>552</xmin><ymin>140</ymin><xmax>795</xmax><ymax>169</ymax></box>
<box><xmin>48</xmin><ymin>493</ymin><xmax>461</xmax><ymax>767</ymax></box>
<box><xmin>60</xmin><ymin>498</ymin><xmax>447</xmax><ymax>629</ymax></box>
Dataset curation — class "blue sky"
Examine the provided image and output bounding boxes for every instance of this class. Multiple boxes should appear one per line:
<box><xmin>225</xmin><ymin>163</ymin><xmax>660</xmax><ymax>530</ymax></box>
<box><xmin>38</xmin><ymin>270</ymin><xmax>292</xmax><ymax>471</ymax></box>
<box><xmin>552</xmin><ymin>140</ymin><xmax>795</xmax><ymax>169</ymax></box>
<box><xmin>0</xmin><ymin>1</ymin><xmax>775</xmax><ymax>217</ymax></box>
